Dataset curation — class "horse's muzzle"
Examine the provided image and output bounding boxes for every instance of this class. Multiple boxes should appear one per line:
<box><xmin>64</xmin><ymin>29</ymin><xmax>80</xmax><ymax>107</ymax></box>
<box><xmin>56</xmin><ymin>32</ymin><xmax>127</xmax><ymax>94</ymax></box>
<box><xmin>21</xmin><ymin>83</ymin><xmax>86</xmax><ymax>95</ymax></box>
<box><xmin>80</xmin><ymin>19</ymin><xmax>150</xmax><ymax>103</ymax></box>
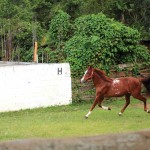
<box><xmin>80</xmin><ymin>78</ymin><xmax>85</xmax><ymax>83</ymax></box>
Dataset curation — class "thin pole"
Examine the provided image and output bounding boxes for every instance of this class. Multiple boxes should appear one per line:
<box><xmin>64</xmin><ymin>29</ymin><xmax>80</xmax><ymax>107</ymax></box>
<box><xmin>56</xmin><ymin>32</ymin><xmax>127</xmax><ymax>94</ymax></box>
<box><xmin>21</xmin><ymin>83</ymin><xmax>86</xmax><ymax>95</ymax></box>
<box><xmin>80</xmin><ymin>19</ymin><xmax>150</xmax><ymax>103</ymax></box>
<box><xmin>33</xmin><ymin>41</ymin><xmax>38</xmax><ymax>63</ymax></box>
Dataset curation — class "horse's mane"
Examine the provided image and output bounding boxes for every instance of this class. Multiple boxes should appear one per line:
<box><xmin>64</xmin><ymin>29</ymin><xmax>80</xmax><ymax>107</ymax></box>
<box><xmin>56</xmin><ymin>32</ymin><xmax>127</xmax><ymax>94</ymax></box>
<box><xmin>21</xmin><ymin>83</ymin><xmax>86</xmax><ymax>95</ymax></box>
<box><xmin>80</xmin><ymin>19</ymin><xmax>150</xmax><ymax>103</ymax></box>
<box><xmin>94</xmin><ymin>69</ymin><xmax>112</xmax><ymax>82</ymax></box>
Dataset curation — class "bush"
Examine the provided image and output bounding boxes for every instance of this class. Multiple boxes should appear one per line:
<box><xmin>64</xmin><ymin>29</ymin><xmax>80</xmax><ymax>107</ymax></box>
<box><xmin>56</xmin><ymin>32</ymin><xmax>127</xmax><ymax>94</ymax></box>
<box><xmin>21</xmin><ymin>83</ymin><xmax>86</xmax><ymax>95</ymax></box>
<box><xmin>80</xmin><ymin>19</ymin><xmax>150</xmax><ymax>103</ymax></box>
<box><xmin>48</xmin><ymin>10</ymin><xmax>72</xmax><ymax>50</ymax></box>
<box><xmin>64</xmin><ymin>13</ymin><xmax>150</xmax><ymax>77</ymax></box>
<box><xmin>38</xmin><ymin>48</ymin><xmax>65</xmax><ymax>63</ymax></box>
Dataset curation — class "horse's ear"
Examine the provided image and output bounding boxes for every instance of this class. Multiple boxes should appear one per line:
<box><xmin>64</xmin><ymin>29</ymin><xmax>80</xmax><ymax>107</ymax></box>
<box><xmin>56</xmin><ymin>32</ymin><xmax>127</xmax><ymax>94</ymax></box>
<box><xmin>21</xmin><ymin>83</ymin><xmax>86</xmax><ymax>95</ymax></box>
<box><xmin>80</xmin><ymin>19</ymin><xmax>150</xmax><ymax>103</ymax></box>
<box><xmin>101</xmin><ymin>70</ymin><xmax>106</xmax><ymax>75</ymax></box>
<box><xmin>88</xmin><ymin>66</ymin><xmax>93</xmax><ymax>69</ymax></box>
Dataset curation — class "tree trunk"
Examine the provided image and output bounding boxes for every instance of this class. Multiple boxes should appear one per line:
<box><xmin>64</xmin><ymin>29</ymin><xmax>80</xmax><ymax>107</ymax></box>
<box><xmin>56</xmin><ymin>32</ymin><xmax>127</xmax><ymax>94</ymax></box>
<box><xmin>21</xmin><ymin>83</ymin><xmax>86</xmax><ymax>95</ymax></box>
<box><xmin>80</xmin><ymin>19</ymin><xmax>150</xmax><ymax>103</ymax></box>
<box><xmin>6</xmin><ymin>31</ymin><xmax>13</xmax><ymax>61</ymax></box>
<box><xmin>121</xmin><ymin>13</ymin><xmax>125</xmax><ymax>23</ymax></box>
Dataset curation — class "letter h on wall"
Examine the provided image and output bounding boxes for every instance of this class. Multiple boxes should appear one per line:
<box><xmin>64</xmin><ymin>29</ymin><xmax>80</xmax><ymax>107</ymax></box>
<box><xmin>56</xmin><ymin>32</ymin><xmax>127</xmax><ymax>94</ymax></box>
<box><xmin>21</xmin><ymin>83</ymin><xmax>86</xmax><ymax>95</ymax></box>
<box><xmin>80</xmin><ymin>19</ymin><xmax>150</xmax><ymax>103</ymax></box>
<box><xmin>58</xmin><ymin>68</ymin><xmax>62</xmax><ymax>75</ymax></box>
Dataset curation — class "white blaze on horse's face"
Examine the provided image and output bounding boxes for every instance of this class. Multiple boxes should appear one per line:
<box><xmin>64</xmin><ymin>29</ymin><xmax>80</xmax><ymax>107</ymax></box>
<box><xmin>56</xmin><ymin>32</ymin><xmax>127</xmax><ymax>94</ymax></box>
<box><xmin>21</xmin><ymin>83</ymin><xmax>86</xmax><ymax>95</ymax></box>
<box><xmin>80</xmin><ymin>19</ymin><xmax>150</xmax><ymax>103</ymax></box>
<box><xmin>81</xmin><ymin>70</ymin><xmax>88</xmax><ymax>83</ymax></box>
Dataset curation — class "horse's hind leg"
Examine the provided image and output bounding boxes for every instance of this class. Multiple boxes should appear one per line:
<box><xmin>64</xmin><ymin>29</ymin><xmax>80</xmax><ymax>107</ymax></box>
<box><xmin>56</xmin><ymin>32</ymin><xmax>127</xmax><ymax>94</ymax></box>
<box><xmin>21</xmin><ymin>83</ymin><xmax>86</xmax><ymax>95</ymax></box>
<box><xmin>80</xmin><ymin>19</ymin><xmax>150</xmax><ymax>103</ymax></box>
<box><xmin>131</xmin><ymin>85</ymin><xmax>150</xmax><ymax>113</ymax></box>
<box><xmin>119</xmin><ymin>94</ymin><xmax>131</xmax><ymax>116</ymax></box>
<box><xmin>132</xmin><ymin>94</ymin><xmax>149</xmax><ymax>113</ymax></box>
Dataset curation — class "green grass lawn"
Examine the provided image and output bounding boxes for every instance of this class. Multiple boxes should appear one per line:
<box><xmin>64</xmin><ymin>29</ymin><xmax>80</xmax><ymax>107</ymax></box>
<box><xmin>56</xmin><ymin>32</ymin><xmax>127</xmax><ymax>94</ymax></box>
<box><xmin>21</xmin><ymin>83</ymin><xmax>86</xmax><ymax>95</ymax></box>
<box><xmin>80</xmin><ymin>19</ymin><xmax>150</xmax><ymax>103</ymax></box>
<box><xmin>0</xmin><ymin>98</ymin><xmax>150</xmax><ymax>141</ymax></box>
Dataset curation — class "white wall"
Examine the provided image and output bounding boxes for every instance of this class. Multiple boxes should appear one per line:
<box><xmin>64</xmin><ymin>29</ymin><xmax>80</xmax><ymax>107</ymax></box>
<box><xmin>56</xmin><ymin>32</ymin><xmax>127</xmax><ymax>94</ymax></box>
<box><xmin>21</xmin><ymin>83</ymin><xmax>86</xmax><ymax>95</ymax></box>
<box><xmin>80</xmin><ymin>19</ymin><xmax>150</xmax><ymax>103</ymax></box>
<box><xmin>0</xmin><ymin>63</ymin><xmax>72</xmax><ymax>112</ymax></box>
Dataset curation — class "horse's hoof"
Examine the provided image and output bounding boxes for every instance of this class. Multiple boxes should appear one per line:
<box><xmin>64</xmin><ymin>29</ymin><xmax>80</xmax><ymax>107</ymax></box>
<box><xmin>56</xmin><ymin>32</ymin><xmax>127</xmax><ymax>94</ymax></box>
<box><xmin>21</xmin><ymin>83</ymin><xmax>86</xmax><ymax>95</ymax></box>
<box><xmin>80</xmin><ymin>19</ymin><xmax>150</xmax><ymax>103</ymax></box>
<box><xmin>84</xmin><ymin>116</ymin><xmax>88</xmax><ymax>119</ymax></box>
<box><xmin>118</xmin><ymin>112</ymin><xmax>122</xmax><ymax>116</ymax></box>
<box><xmin>147</xmin><ymin>110</ymin><xmax>150</xmax><ymax>113</ymax></box>
<box><xmin>108</xmin><ymin>107</ymin><xmax>111</xmax><ymax>110</ymax></box>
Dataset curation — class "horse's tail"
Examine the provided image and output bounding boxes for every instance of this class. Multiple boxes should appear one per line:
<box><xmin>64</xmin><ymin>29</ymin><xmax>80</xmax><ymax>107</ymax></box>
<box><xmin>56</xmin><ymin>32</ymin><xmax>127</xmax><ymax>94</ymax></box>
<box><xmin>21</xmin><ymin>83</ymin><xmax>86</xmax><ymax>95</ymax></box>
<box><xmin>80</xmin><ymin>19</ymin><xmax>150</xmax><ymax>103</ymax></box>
<box><xmin>141</xmin><ymin>77</ymin><xmax>150</xmax><ymax>93</ymax></box>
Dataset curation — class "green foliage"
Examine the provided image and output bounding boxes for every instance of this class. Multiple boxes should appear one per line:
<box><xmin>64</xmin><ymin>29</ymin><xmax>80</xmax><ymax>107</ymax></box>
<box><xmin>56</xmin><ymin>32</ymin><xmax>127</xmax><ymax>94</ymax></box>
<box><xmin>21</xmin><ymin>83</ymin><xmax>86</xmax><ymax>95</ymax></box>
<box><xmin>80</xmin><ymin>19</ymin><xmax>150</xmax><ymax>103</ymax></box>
<box><xmin>48</xmin><ymin>50</ymin><xmax>65</xmax><ymax>63</ymax></box>
<box><xmin>48</xmin><ymin>10</ymin><xmax>72</xmax><ymax>50</ymax></box>
<box><xmin>0</xmin><ymin>0</ymin><xmax>150</xmax><ymax>65</ymax></box>
<box><xmin>64</xmin><ymin>35</ymin><xmax>104</xmax><ymax>76</ymax></box>
<box><xmin>32</xmin><ymin>0</ymin><xmax>53</xmax><ymax>29</ymax></box>
<box><xmin>64</xmin><ymin>13</ymin><xmax>150</xmax><ymax>77</ymax></box>
<box><xmin>38</xmin><ymin>48</ymin><xmax>65</xmax><ymax>63</ymax></box>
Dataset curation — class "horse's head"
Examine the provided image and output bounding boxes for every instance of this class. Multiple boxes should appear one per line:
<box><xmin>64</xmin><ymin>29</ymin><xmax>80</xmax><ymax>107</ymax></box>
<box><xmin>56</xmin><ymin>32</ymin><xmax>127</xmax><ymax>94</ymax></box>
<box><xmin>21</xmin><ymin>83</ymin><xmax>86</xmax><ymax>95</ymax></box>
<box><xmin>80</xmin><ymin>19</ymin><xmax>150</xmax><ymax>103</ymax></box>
<box><xmin>81</xmin><ymin>66</ymin><xmax>94</xmax><ymax>83</ymax></box>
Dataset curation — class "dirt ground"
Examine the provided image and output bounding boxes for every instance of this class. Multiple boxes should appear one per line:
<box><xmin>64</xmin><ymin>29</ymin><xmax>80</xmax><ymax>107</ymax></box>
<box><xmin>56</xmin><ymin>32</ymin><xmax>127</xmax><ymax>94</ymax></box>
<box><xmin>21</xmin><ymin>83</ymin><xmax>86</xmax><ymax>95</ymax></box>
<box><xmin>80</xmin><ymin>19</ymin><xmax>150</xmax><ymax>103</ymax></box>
<box><xmin>0</xmin><ymin>130</ymin><xmax>150</xmax><ymax>150</ymax></box>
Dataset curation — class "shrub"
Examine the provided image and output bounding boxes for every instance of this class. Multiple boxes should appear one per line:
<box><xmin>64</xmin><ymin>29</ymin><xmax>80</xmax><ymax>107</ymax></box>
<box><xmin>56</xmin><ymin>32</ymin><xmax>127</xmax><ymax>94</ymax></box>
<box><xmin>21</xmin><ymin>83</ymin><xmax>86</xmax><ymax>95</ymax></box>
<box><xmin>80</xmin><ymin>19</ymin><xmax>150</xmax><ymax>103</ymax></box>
<box><xmin>64</xmin><ymin>13</ymin><xmax>150</xmax><ymax>77</ymax></box>
<box><xmin>48</xmin><ymin>10</ymin><xmax>72</xmax><ymax>50</ymax></box>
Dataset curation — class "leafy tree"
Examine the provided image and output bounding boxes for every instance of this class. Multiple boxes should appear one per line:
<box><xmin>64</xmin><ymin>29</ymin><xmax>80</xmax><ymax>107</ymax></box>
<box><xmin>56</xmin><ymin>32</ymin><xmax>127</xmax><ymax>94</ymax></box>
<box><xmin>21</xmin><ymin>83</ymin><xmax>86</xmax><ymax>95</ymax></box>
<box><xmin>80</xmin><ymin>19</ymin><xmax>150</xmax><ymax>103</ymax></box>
<box><xmin>0</xmin><ymin>0</ymin><xmax>150</xmax><ymax>63</ymax></box>
<box><xmin>112</xmin><ymin>0</ymin><xmax>150</xmax><ymax>38</ymax></box>
<box><xmin>48</xmin><ymin>10</ymin><xmax>72</xmax><ymax>50</ymax></box>
<box><xmin>31</xmin><ymin>0</ymin><xmax>53</xmax><ymax>30</ymax></box>
<box><xmin>0</xmin><ymin>0</ymin><xmax>33</xmax><ymax>61</ymax></box>
<box><xmin>0</xmin><ymin>0</ymin><xmax>46</xmax><ymax>61</ymax></box>
<box><xmin>60</xmin><ymin>0</ymin><xmax>83</xmax><ymax>19</ymax></box>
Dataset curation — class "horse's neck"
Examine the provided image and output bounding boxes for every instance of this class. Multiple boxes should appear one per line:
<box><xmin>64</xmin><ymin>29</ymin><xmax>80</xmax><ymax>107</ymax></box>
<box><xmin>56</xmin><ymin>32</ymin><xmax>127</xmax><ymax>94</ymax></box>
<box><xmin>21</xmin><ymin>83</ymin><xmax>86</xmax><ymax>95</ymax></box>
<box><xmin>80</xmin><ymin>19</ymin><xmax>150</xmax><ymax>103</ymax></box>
<box><xmin>92</xmin><ymin>72</ymin><xmax>105</xmax><ymax>87</ymax></box>
<box><xmin>92</xmin><ymin>71</ymin><xmax>112</xmax><ymax>87</ymax></box>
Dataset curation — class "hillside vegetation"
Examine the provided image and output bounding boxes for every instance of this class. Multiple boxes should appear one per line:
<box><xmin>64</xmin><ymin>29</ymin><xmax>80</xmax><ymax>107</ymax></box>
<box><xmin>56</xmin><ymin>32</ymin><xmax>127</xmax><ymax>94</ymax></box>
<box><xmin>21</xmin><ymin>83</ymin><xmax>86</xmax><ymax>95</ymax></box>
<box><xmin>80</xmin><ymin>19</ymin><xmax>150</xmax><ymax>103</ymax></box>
<box><xmin>0</xmin><ymin>0</ymin><xmax>150</xmax><ymax>77</ymax></box>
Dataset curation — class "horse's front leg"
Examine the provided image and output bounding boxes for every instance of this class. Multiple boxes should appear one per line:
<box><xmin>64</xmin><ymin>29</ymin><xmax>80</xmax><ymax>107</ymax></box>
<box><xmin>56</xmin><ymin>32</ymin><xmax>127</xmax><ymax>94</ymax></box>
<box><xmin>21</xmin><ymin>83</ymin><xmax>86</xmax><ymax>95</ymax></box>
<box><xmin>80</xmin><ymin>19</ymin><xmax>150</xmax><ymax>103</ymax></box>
<box><xmin>98</xmin><ymin>97</ymin><xmax>111</xmax><ymax>110</ymax></box>
<box><xmin>119</xmin><ymin>94</ymin><xmax>130</xmax><ymax>116</ymax></box>
<box><xmin>85</xmin><ymin>95</ymin><xmax>101</xmax><ymax>119</ymax></box>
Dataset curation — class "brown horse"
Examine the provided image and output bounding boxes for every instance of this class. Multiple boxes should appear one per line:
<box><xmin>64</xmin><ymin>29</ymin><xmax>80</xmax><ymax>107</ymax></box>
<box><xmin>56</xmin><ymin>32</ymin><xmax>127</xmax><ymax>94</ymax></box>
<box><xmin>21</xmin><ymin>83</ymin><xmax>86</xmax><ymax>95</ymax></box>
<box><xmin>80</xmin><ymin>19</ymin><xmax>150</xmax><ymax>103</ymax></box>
<box><xmin>81</xmin><ymin>66</ymin><xmax>150</xmax><ymax>118</ymax></box>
